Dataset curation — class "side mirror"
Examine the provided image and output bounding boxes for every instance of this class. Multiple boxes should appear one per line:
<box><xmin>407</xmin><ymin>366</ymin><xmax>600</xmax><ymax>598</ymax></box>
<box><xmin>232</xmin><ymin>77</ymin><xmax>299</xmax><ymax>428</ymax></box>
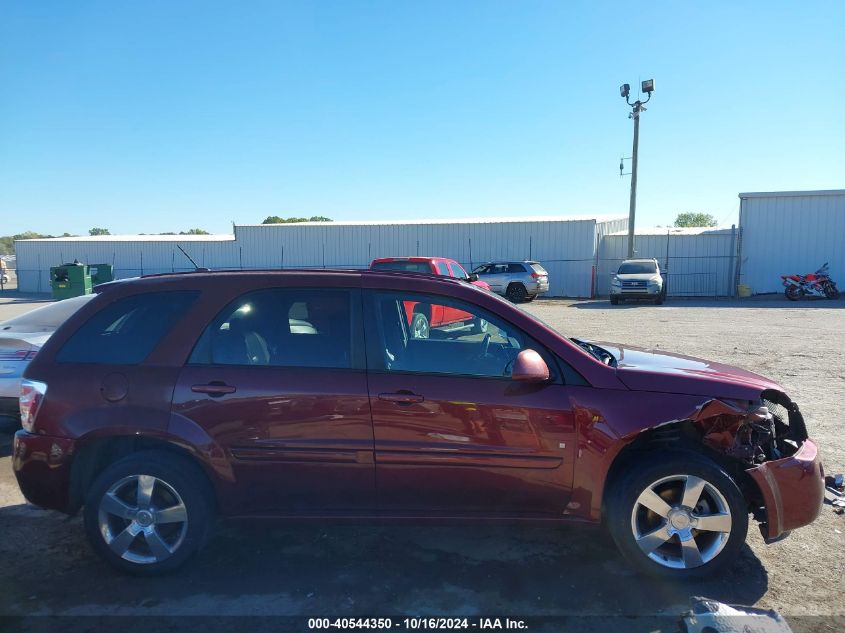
<box><xmin>511</xmin><ymin>349</ymin><xmax>550</xmax><ymax>382</ymax></box>
<box><xmin>468</xmin><ymin>273</ymin><xmax>479</xmax><ymax>282</ymax></box>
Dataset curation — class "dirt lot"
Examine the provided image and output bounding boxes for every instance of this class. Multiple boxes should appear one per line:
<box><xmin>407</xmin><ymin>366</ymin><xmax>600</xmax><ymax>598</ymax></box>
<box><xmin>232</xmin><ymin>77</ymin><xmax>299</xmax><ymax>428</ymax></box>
<box><xmin>1</xmin><ymin>294</ymin><xmax>843</xmax><ymax>632</ymax></box>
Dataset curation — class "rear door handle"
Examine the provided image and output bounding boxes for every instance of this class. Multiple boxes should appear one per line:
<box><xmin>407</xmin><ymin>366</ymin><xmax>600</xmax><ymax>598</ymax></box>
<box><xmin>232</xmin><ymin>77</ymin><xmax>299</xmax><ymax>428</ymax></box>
<box><xmin>192</xmin><ymin>383</ymin><xmax>237</xmax><ymax>397</ymax></box>
<box><xmin>378</xmin><ymin>392</ymin><xmax>424</xmax><ymax>405</ymax></box>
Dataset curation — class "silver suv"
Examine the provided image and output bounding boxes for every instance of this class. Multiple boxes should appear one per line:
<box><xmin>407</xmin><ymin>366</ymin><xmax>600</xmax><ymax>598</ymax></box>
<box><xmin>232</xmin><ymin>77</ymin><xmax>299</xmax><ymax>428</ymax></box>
<box><xmin>610</xmin><ymin>258</ymin><xmax>665</xmax><ymax>305</ymax></box>
<box><xmin>472</xmin><ymin>261</ymin><xmax>549</xmax><ymax>303</ymax></box>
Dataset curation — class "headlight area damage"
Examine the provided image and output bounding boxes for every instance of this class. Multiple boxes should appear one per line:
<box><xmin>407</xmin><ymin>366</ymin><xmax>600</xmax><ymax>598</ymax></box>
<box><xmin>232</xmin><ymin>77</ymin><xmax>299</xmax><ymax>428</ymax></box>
<box><xmin>685</xmin><ymin>390</ymin><xmax>823</xmax><ymax>541</ymax></box>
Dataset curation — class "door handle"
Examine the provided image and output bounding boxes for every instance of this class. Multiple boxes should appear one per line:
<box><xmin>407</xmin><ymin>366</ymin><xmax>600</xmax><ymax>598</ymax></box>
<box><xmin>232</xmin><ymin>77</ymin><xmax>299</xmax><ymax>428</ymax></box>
<box><xmin>378</xmin><ymin>392</ymin><xmax>424</xmax><ymax>405</ymax></box>
<box><xmin>192</xmin><ymin>383</ymin><xmax>237</xmax><ymax>397</ymax></box>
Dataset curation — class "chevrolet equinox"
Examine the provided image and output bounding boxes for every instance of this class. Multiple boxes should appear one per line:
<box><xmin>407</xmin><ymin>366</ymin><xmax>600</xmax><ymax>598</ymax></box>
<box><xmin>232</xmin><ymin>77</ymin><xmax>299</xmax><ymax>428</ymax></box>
<box><xmin>13</xmin><ymin>269</ymin><xmax>824</xmax><ymax>576</ymax></box>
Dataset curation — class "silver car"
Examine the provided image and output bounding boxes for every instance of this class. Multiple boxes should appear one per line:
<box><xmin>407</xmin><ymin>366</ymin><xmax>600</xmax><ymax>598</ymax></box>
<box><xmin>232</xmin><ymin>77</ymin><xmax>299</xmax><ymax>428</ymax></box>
<box><xmin>609</xmin><ymin>258</ymin><xmax>665</xmax><ymax>305</ymax></box>
<box><xmin>472</xmin><ymin>261</ymin><xmax>550</xmax><ymax>303</ymax></box>
<box><xmin>0</xmin><ymin>294</ymin><xmax>95</xmax><ymax>426</ymax></box>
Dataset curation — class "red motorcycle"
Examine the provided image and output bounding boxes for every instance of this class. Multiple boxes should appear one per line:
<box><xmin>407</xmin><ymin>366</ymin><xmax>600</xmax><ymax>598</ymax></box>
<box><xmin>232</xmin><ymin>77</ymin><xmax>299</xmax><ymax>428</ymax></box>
<box><xmin>781</xmin><ymin>263</ymin><xmax>839</xmax><ymax>301</ymax></box>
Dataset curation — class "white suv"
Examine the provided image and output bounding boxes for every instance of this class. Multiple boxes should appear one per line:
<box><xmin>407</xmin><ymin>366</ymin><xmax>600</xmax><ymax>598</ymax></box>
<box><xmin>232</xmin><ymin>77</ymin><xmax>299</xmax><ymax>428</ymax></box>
<box><xmin>609</xmin><ymin>259</ymin><xmax>665</xmax><ymax>305</ymax></box>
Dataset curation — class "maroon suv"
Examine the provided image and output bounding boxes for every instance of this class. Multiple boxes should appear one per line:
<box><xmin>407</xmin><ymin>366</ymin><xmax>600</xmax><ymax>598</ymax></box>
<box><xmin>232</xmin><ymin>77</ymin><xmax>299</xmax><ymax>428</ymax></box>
<box><xmin>13</xmin><ymin>270</ymin><xmax>824</xmax><ymax>576</ymax></box>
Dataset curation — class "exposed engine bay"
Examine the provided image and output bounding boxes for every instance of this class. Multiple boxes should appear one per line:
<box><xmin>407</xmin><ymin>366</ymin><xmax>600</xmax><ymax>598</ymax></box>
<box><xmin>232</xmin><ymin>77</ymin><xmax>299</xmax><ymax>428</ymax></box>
<box><xmin>692</xmin><ymin>390</ymin><xmax>808</xmax><ymax>466</ymax></box>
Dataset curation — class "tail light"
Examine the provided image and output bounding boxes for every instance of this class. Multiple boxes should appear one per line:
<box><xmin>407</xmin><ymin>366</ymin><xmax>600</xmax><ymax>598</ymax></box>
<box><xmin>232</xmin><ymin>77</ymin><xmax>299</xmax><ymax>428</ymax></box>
<box><xmin>531</xmin><ymin>272</ymin><xmax>540</xmax><ymax>278</ymax></box>
<box><xmin>0</xmin><ymin>349</ymin><xmax>38</xmax><ymax>361</ymax></box>
<box><xmin>20</xmin><ymin>379</ymin><xmax>47</xmax><ymax>433</ymax></box>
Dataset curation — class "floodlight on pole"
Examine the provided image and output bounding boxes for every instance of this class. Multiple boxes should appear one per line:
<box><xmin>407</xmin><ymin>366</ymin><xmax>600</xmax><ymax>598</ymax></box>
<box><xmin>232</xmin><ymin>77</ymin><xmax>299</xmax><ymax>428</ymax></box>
<box><xmin>619</xmin><ymin>78</ymin><xmax>654</xmax><ymax>259</ymax></box>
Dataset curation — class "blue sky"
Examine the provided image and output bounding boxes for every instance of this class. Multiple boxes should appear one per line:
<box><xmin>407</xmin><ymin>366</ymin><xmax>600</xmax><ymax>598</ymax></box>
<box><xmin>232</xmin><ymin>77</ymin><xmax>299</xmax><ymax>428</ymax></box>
<box><xmin>1</xmin><ymin>1</ymin><xmax>842</xmax><ymax>236</ymax></box>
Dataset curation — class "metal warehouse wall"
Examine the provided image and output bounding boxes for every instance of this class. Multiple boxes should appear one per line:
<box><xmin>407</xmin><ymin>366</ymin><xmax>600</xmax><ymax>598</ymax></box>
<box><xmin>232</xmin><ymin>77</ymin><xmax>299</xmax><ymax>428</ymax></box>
<box><xmin>14</xmin><ymin>237</ymin><xmax>239</xmax><ymax>293</ymax></box>
<box><xmin>15</xmin><ymin>216</ymin><xmax>627</xmax><ymax>297</ymax></box>
<box><xmin>738</xmin><ymin>190</ymin><xmax>845</xmax><ymax>294</ymax></box>
<box><xmin>235</xmin><ymin>217</ymin><xmax>626</xmax><ymax>297</ymax></box>
<box><xmin>597</xmin><ymin>228</ymin><xmax>738</xmax><ymax>297</ymax></box>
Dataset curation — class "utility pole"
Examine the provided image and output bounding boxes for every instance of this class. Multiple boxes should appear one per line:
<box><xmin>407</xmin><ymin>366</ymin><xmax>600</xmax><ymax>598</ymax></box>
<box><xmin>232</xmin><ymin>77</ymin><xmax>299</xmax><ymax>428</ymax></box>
<box><xmin>619</xmin><ymin>79</ymin><xmax>654</xmax><ymax>259</ymax></box>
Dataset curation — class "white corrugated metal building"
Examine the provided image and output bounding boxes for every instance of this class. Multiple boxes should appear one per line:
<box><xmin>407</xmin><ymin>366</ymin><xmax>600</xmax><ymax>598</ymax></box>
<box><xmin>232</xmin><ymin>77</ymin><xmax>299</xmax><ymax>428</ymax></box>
<box><xmin>15</xmin><ymin>215</ymin><xmax>628</xmax><ymax>298</ymax></box>
<box><xmin>737</xmin><ymin>190</ymin><xmax>845</xmax><ymax>294</ymax></box>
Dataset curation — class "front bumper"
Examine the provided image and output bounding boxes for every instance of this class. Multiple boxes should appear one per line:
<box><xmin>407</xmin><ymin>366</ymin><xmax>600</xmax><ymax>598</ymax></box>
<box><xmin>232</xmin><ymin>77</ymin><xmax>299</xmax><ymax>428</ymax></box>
<box><xmin>610</xmin><ymin>285</ymin><xmax>662</xmax><ymax>297</ymax></box>
<box><xmin>748</xmin><ymin>438</ymin><xmax>824</xmax><ymax>540</ymax></box>
<box><xmin>13</xmin><ymin>430</ymin><xmax>77</xmax><ymax>513</ymax></box>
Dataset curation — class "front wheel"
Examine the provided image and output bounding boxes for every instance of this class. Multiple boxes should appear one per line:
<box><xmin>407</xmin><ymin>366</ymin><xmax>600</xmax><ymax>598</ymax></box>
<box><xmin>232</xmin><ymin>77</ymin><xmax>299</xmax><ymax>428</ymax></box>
<box><xmin>83</xmin><ymin>451</ymin><xmax>214</xmax><ymax>575</ymax></box>
<box><xmin>605</xmin><ymin>452</ymin><xmax>748</xmax><ymax>579</ymax></box>
<box><xmin>784</xmin><ymin>285</ymin><xmax>802</xmax><ymax>301</ymax></box>
<box><xmin>823</xmin><ymin>283</ymin><xmax>839</xmax><ymax>299</ymax></box>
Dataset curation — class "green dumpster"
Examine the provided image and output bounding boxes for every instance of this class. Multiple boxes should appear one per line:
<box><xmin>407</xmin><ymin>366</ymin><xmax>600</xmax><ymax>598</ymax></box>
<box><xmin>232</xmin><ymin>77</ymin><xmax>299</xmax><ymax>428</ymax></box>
<box><xmin>90</xmin><ymin>263</ymin><xmax>114</xmax><ymax>286</ymax></box>
<box><xmin>50</xmin><ymin>262</ymin><xmax>92</xmax><ymax>300</ymax></box>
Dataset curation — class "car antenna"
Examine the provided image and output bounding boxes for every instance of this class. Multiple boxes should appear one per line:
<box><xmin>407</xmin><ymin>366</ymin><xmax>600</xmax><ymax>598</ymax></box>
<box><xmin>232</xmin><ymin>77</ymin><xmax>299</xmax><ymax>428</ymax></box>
<box><xmin>176</xmin><ymin>244</ymin><xmax>208</xmax><ymax>272</ymax></box>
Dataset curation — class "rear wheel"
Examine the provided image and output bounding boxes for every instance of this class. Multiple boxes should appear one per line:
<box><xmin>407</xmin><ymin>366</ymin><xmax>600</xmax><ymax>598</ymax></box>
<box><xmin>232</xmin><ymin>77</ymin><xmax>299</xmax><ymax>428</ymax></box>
<box><xmin>411</xmin><ymin>312</ymin><xmax>430</xmax><ymax>338</ymax></box>
<box><xmin>784</xmin><ymin>286</ymin><xmax>802</xmax><ymax>301</ymax></box>
<box><xmin>605</xmin><ymin>452</ymin><xmax>748</xmax><ymax>579</ymax></box>
<box><xmin>83</xmin><ymin>451</ymin><xmax>213</xmax><ymax>575</ymax></box>
<box><xmin>506</xmin><ymin>283</ymin><xmax>528</xmax><ymax>303</ymax></box>
<box><xmin>471</xmin><ymin>317</ymin><xmax>489</xmax><ymax>334</ymax></box>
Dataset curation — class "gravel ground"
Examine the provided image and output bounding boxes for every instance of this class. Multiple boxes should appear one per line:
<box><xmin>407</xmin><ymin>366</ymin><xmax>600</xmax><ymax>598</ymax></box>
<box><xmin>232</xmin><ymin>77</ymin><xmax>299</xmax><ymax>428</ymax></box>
<box><xmin>0</xmin><ymin>294</ymin><xmax>843</xmax><ymax>632</ymax></box>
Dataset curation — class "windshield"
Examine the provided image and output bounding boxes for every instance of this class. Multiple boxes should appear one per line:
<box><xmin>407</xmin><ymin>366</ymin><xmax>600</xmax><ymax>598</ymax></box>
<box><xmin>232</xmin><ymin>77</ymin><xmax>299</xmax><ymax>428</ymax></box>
<box><xmin>371</xmin><ymin>261</ymin><xmax>431</xmax><ymax>273</ymax></box>
<box><xmin>618</xmin><ymin>261</ymin><xmax>657</xmax><ymax>274</ymax></box>
<box><xmin>0</xmin><ymin>294</ymin><xmax>95</xmax><ymax>331</ymax></box>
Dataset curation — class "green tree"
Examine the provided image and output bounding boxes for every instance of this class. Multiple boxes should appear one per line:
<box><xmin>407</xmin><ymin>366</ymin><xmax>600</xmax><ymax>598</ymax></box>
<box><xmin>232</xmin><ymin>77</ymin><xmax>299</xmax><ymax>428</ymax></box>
<box><xmin>673</xmin><ymin>213</ymin><xmax>717</xmax><ymax>228</ymax></box>
<box><xmin>179</xmin><ymin>228</ymin><xmax>210</xmax><ymax>235</ymax></box>
<box><xmin>89</xmin><ymin>227</ymin><xmax>111</xmax><ymax>235</ymax></box>
<box><xmin>261</xmin><ymin>215</ymin><xmax>332</xmax><ymax>224</ymax></box>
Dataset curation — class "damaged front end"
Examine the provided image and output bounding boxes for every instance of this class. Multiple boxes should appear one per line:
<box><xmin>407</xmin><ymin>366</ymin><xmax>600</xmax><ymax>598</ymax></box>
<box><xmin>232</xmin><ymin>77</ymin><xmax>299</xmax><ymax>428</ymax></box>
<box><xmin>690</xmin><ymin>390</ymin><xmax>823</xmax><ymax>541</ymax></box>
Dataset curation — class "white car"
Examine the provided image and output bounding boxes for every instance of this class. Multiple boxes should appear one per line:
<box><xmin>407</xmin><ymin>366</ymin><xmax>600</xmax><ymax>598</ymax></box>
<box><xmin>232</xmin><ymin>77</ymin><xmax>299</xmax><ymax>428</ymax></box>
<box><xmin>0</xmin><ymin>294</ymin><xmax>95</xmax><ymax>426</ymax></box>
<box><xmin>609</xmin><ymin>258</ymin><xmax>666</xmax><ymax>305</ymax></box>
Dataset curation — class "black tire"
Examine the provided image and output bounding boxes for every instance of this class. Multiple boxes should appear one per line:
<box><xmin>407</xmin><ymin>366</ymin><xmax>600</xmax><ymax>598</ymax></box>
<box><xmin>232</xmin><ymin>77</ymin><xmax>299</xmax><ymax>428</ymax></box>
<box><xmin>506</xmin><ymin>283</ymin><xmax>528</xmax><ymax>303</ymax></box>
<box><xmin>410</xmin><ymin>312</ymin><xmax>430</xmax><ymax>338</ymax></box>
<box><xmin>784</xmin><ymin>286</ymin><xmax>802</xmax><ymax>301</ymax></box>
<box><xmin>83</xmin><ymin>450</ymin><xmax>214</xmax><ymax>575</ymax></box>
<box><xmin>605</xmin><ymin>451</ymin><xmax>748</xmax><ymax>579</ymax></box>
<box><xmin>654</xmin><ymin>294</ymin><xmax>664</xmax><ymax>305</ymax></box>
<box><xmin>609</xmin><ymin>296</ymin><xmax>619</xmax><ymax>305</ymax></box>
<box><xmin>823</xmin><ymin>283</ymin><xmax>839</xmax><ymax>300</ymax></box>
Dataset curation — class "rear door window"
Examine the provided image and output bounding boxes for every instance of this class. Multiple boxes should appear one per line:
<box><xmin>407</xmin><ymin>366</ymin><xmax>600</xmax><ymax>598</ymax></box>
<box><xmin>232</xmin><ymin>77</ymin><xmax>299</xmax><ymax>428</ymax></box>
<box><xmin>507</xmin><ymin>263</ymin><xmax>526</xmax><ymax>273</ymax></box>
<box><xmin>189</xmin><ymin>288</ymin><xmax>362</xmax><ymax>369</ymax></box>
<box><xmin>56</xmin><ymin>291</ymin><xmax>198</xmax><ymax>364</ymax></box>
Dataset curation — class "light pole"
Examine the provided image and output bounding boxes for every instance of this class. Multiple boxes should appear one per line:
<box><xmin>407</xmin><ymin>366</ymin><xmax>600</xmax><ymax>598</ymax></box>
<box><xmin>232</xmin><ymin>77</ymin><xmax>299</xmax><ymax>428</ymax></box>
<box><xmin>620</xmin><ymin>79</ymin><xmax>654</xmax><ymax>259</ymax></box>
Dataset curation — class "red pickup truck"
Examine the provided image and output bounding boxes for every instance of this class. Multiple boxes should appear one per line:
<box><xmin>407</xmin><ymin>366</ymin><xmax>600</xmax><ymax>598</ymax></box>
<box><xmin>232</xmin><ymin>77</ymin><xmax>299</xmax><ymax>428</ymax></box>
<box><xmin>369</xmin><ymin>257</ymin><xmax>491</xmax><ymax>338</ymax></box>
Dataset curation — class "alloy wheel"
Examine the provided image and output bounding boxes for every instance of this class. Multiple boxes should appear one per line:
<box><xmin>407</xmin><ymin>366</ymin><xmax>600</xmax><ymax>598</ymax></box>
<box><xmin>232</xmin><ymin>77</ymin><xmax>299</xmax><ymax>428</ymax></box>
<box><xmin>630</xmin><ymin>474</ymin><xmax>732</xmax><ymax>569</ymax></box>
<box><xmin>98</xmin><ymin>474</ymin><xmax>189</xmax><ymax>564</ymax></box>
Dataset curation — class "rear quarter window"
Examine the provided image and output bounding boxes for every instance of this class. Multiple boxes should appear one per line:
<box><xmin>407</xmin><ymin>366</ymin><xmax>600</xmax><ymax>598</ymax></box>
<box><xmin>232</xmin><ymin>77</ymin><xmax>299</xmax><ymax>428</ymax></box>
<box><xmin>55</xmin><ymin>291</ymin><xmax>198</xmax><ymax>364</ymax></box>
